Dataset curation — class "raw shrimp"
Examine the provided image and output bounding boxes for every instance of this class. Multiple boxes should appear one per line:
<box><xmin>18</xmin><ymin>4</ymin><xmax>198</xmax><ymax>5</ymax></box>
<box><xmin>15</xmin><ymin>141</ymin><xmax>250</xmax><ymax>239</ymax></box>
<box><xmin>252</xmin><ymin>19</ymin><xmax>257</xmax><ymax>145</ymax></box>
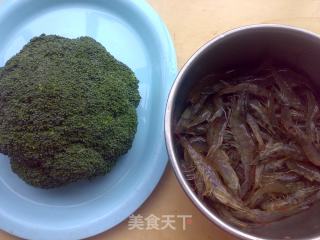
<box><xmin>273</xmin><ymin>70</ymin><xmax>302</xmax><ymax>109</ymax></box>
<box><xmin>218</xmin><ymin>83</ymin><xmax>268</xmax><ymax>98</ymax></box>
<box><xmin>194</xmin><ymin>170</ymin><xmax>206</xmax><ymax>199</ymax></box>
<box><xmin>249</xmin><ymin>99</ymin><xmax>274</xmax><ymax>134</ymax></box>
<box><xmin>263</xmin><ymin>158</ymin><xmax>286</xmax><ymax>172</ymax></box>
<box><xmin>260</xmin><ymin>186</ymin><xmax>320</xmax><ymax>211</ymax></box>
<box><xmin>207</xmin><ymin>149</ymin><xmax>240</xmax><ymax>196</ymax></box>
<box><xmin>294</xmin><ymin>129</ymin><xmax>320</xmax><ymax>167</ymax></box>
<box><xmin>215</xmin><ymin>204</ymin><xmax>259</xmax><ymax>228</ymax></box>
<box><xmin>257</xmin><ymin>142</ymin><xmax>301</xmax><ymax>161</ymax></box>
<box><xmin>246</xmin><ymin>182</ymin><xmax>305</xmax><ymax>208</ymax></box>
<box><xmin>230</xmin><ymin>94</ymin><xmax>255</xmax><ymax>197</ymax></box>
<box><xmin>206</xmin><ymin>112</ymin><xmax>227</xmax><ymax>155</ymax></box>
<box><xmin>176</xmin><ymin>62</ymin><xmax>320</xmax><ymax>226</ymax></box>
<box><xmin>252</xmin><ymin>164</ymin><xmax>264</xmax><ymax>190</ymax></box>
<box><xmin>246</xmin><ymin>113</ymin><xmax>264</xmax><ymax>150</ymax></box>
<box><xmin>306</xmin><ymin>92</ymin><xmax>319</xmax><ymax>142</ymax></box>
<box><xmin>187</xmin><ymin>107</ymin><xmax>212</xmax><ymax>128</ymax></box>
<box><xmin>286</xmin><ymin>161</ymin><xmax>320</xmax><ymax>182</ymax></box>
<box><xmin>261</xmin><ymin>171</ymin><xmax>300</xmax><ymax>184</ymax></box>
<box><xmin>231</xmin><ymin>205</ymin><xmax>309</xmax><ymax>224</ymax></box>
<box><xmin>181</xmin><ymin>138</ymin><xmax>244</xmax><ymax>210</ymax></box>
<box><xmin>189</xmin><ymin>136</ymin><xmax>208</xmax><ymax>153</ymax></box>
<box><xmin>175</xmin><ymin>106</ymin><xmax>192</xmax><ymax>134</ymax></box>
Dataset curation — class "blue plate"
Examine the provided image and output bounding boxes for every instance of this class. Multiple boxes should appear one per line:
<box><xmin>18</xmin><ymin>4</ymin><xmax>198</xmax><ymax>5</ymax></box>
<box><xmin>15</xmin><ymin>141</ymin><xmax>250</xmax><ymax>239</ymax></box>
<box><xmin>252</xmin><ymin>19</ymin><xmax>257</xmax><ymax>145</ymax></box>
<box><xmin>0</xmin><ymin>0</ymin><xmax>177</xmax><ymax>239</ymax></box>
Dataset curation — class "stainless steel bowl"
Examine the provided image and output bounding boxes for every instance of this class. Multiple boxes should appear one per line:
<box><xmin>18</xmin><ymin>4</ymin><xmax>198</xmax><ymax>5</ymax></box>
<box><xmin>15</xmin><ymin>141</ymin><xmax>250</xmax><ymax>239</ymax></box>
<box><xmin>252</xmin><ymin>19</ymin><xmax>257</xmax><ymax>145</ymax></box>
<box><xmin>165</xmin><ymin>24</ymin><xmax>320</xmax><ymax>240</ymax></box>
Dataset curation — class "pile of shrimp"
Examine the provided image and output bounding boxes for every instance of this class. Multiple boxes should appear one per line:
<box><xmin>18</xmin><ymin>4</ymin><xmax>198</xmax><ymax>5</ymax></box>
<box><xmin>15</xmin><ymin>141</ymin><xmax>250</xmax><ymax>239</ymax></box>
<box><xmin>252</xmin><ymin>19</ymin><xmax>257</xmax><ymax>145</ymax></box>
<box><xmin>176</xmin><ymin>63</ymin><xmax>320</xmax><ymax>227</ymax></box>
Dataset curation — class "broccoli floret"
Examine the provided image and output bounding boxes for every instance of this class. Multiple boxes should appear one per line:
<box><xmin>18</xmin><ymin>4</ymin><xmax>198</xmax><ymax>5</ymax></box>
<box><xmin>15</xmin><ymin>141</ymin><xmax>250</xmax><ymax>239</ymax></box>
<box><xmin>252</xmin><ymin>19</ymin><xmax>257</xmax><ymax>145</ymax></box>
<box><xmin>0</xmin><ymin>34</ymin><xmax>140</xmax><ymax>188</ymax></box>
<box><xmin>11</xmin><ymin>145</ymin><xmax>114</xmax><ymax>188</ymax></box>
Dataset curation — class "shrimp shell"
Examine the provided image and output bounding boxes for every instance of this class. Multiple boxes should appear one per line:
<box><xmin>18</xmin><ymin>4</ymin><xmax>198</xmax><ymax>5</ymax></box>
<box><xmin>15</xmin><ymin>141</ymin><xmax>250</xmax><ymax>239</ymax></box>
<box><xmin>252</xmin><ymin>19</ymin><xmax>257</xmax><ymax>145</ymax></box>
<box><xmin>181</xmin><ymin>138</ymin><xmax>244</xmax><ymax>210</ymax></box>
<box><xmin>286</xmin><ymin>161</ymin><xmax>320</xmax><ymax>182</ymax></box>
<box><xmin>207</xmin><ymin>149</ymin><xmax>240</xmax><ymax>196</ymax></box>
<box><xmin>247</xmin><ymin>113</ymin><xmax>264</xmax><ymax>150</ymax></box>
<box><xmin>230</xmin><ymin>94</ymin><xmax>255</xmax><ymax>197</ymax></box>
<box><xmin>260</xmin><ymin>186</ymin><xmax>320</xmax><ymax>211</ymax></box>
<box><xmin>218</xmin><ymin>83</ymin><xmax>268</xmax><ymax>98</ymax></box>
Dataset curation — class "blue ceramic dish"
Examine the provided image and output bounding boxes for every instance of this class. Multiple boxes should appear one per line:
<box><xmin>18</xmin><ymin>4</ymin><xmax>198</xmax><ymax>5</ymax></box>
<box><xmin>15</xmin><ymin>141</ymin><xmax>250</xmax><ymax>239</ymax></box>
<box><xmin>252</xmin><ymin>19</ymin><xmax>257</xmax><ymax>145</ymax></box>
<box><xmin>0</xmin><ymin>0</ymin><xmax>177</xmax><ymax>239</ymax></box>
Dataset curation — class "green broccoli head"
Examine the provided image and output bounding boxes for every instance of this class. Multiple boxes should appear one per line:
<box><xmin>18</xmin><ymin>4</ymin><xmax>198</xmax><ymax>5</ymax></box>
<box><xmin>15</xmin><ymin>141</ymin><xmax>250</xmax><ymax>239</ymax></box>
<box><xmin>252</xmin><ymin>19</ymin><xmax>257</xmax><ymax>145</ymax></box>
<box><xmin>0</xmin><ymin>34</ymin><xmax>140</xmax><ymax>188</ymax></box>
<box><xmin>11</xmin><ymin>145</ymin><xmax>113</xmax><ymax>188</ymax></box>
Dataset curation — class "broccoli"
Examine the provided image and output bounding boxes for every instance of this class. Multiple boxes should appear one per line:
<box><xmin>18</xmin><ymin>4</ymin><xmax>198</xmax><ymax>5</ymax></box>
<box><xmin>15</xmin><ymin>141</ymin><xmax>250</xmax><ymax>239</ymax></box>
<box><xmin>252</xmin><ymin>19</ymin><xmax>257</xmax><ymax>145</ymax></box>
<box><xmin>0</xmin><ymin>34</ymin><xmax>140</xmax><ymax>188</ymax></box>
